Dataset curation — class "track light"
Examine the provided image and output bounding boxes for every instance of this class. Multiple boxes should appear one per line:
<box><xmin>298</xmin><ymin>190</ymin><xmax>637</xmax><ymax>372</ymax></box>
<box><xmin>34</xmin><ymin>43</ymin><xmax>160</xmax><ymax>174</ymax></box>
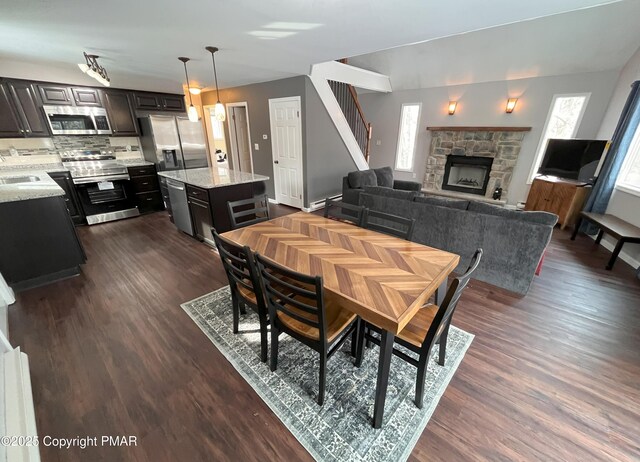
<box><xmin>77</xmin><ymin>52</ymin><xmax>110</xmax><ymax>86</ymax></box>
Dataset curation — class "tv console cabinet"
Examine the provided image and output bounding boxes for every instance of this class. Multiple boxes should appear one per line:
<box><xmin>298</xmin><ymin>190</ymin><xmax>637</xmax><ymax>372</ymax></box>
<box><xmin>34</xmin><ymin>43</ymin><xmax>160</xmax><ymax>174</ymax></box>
<box><xmin>524</xmin><ymin>176</ymin><xmax>591</xmax><ymax>229</ymax></box>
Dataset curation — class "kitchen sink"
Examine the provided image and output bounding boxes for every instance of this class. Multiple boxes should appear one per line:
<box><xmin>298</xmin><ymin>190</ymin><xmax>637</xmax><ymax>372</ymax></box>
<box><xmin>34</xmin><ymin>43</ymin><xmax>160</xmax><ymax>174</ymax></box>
<box><xmin>0</xmin><ymin>175</ymin><xmax>41</xmax><ymax>185</ymax></box>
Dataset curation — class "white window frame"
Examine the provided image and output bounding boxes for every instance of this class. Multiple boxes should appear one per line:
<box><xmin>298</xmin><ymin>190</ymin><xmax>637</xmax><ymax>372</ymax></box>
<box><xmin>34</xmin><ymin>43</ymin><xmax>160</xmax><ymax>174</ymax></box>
<box><xmin>394</xmin><ymin>103</ymin><xmax>422</xmax><ymax>172</ymax></box>
<box><xmin>615</xmin><ymin>123</ymin><xmax>640</xmax><ymax>197</ymax></box>
<box><xmin>528</xmin><ymin>93</ymin><xmax>591</xmax><ymax>183</ymax></box>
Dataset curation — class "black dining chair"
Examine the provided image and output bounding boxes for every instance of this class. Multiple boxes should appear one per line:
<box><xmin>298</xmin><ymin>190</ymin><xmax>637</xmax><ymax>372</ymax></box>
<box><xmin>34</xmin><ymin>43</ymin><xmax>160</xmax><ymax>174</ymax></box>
<box><xmin>212</xmin><ymin>228</ymin><xmax>270</xmax><ymax>362</ymax></box>
<box><xmin>227</xmin><ymin>194</ymin><xmax>270</xmax><ymax>229</ymax></box>
<box><xmin>255</xmin><ymin>253</ymin><xmax>359</xmax><ymax>405</ymax></box>
<box><xmin>355</xmin><ymin>248</ymin><xmax>483</xmax><ymax>408</ymax></box>
<box><xmin>362</xmin><ymin>209</ymin><xmax>416</xmax><ymax>240</ymax></box>
<box><xmin>323</xmin><ymin>197</ymin><xmax>366</xmax><ymax>226</ymax></box>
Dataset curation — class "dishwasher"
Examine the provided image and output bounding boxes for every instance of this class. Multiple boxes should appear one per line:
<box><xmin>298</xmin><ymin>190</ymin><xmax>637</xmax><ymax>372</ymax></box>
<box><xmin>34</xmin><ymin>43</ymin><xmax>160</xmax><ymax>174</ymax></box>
<box><xmin>166</xmin><ymin>179</ymin><xmax>194</xmax><ymax>236</ymax></box>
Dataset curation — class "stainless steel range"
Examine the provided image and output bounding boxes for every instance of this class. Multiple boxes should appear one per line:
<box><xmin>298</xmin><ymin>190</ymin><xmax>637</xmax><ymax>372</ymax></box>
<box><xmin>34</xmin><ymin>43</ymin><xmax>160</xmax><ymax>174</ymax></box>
<box><xmin>61</xmin><ymin>150</ymin><xmax>139</xmax><ymax>225</ymax></box>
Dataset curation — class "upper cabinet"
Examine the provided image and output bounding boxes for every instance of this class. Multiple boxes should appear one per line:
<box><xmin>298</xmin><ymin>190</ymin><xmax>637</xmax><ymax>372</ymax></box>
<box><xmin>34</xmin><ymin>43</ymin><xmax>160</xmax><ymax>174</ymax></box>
<box><xmin>0</xmin><ymin>81</ymin><xmax>50</xmax><ymax>138</ymax></box>
<box><xmin>101</xmin><ymin>90</ymin><xmax>139</xmax><ymax>136</ymax></box>
<box><xmin>38</xmin><ymin>85</ymin><xmax>73</xmax><ymax>105</ymax></box>
<box><xmin>134</xmin><ymin>92</ymin><xmax>186</xmax><ymax>112</ymax></box>
<box><xmin>71</xmin><ymin>87</ymin><xmax>102</xmax><ymax>106</ymax></box>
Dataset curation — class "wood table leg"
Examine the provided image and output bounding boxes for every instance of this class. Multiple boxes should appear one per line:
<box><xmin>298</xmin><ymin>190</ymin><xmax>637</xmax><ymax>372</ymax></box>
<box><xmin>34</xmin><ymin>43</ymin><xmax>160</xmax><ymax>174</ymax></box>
<box><xmin>595</xmin><ymin>229</ymin><xmax>605</xmax><ymax>245</ymax></box>
<box><xmin>373</xmin><ymin>330</ymin><xmax>394</xmax><ymax>429</ymax></box>
<box><xmin>571</xmin><ymin>216</ymin><xmax>583</xmax><ymax>240</ymax></box>
<box><xmin>436</xmin><ymin>278</ymin><xmax>448</xmax><ymax>306</ymax></box>
<box><xmin>606</xmin><ymin>239</ymin><xmax>625</xmax><ymax>270</ymax></box>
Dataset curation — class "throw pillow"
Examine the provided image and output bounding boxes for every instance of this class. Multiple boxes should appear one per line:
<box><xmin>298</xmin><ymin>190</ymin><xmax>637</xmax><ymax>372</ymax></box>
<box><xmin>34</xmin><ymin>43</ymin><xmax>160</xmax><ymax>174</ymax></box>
<box><xmin>348</xmin><ymin>170</ymin><xmax>377</xmax><ymax>189</ymax></box>
<box><xmin>373</xmin><ymin>166</ymin><xmax>394</xmax><ymax>188</ymax></box>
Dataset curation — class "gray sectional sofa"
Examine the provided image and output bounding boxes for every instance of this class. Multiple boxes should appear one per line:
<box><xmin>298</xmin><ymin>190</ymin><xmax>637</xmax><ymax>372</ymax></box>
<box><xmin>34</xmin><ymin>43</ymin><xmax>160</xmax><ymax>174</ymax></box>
<box><xmin>358</xmin><ymin>188</ymin><xmax>558</xmax><ymax>295</ymax></box>
<box><xmin>342</xmin><ymin>166</ymin><xmax>421</xmax><ymax>206</ymax></box>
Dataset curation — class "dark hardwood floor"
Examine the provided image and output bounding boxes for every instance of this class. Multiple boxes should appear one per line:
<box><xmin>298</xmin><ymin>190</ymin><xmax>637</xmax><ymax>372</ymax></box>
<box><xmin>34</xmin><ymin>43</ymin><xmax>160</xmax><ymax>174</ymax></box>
<box><xmin>9</xmin><ymin>208</ymin><xmax>640</xmax><ymax>461</ymax></box>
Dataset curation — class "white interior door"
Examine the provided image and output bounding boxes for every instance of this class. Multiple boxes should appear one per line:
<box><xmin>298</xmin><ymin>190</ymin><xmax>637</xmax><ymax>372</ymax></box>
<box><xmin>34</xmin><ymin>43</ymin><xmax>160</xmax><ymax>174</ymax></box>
<box><xmin>269</xmin><ymin>96</ymin><xmax>303</xmax><ymax>208</ymax></box>
<box><xmin>227</xmin><ymin>103</ymin><xmax>254</xmax><ymax>173</ymax></box>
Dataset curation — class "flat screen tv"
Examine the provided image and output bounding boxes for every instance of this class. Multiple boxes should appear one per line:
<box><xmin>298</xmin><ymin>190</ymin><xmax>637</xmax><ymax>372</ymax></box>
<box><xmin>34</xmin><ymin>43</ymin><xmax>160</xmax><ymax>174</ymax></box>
<box><xmin>537</xmin><ymin>138</ymin><xmax>607</xmax><ymax>181</ymax></box>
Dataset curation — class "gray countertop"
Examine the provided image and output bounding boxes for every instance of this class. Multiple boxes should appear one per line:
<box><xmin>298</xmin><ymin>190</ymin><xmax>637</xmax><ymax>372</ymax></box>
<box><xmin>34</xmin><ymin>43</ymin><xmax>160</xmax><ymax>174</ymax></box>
<box><xmin>0</xmin><ymin>170</ymin><xmax>65</xmax><ymax>204</ymax></box>
<box><xmin>158</xmin><ymin>167</ymin><xmax>269</xmax><ymax>189</ymax></box>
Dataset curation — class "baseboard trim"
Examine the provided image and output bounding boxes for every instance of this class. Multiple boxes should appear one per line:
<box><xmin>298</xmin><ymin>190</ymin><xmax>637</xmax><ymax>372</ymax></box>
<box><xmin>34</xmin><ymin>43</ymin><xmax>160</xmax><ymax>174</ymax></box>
<box><xmin>268</xmin><ymin>198</ymin><xmax>279</xmax><ymax>205</ymax></box>
<box><xmin>589</xmin><ymin>234</ymin><xmax>640</xmax><ymax>270</ymax></box>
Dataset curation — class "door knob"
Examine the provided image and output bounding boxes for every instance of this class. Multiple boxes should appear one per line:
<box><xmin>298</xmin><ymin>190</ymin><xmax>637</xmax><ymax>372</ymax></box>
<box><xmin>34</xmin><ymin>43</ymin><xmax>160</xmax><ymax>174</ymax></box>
<box><xmin>274</xmin><ymin>160</ymin><xmax>279</xmax><ymax>164</ymax></box>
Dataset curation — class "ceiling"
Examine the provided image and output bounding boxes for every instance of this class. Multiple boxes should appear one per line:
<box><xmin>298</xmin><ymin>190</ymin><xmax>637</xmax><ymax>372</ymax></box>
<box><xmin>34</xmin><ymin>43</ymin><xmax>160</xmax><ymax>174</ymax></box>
<box><xmin>349</xmin><ymin>0</ymin><xmax>640</xmax><ymax>91</ymax></box>
<box><xmin>0</xmin><ymin>0</ymin><xmax>628</xmax><ymax>93</ymax></box>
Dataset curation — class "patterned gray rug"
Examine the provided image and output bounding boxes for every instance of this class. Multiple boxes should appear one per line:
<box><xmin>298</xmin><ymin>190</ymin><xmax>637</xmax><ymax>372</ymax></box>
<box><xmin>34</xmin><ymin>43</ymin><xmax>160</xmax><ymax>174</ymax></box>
<box><xmin>181</xmin><ymin>286</ymin><xmax>473</xmax><ymax>462</ymax></box>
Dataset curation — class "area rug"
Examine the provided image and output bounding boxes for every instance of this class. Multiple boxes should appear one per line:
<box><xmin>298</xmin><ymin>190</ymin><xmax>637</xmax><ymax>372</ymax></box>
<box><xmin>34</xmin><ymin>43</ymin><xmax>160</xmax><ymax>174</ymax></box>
<box><xmin>181</xmin><ymin>287</ymin><xmax>473</xmax><ymax>462</ymax></box>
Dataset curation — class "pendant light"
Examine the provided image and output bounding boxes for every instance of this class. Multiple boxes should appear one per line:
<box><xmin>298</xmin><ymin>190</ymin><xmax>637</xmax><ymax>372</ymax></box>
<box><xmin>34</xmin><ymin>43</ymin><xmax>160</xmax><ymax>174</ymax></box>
<box><xmin>205</xmin><ymin>46</ymin><xmax>226</xmax><ymax>122</ymax></box>
<box><xmin>78</xmin><ymin>52</ymin><xmax>110</xmax><ymax>87</ymax></box>
<box><xmin>178</xmin><ymin>57</ymin><xmax>199</xmax><ymax>122</ymax></box>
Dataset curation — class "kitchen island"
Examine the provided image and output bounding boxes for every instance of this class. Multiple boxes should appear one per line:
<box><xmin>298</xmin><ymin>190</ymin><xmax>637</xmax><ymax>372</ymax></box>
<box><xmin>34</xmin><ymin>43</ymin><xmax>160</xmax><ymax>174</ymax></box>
<box><xmin>157</xmin><ymin>167</ymin><xmax>269</xmax><ymax>243</ymax></box>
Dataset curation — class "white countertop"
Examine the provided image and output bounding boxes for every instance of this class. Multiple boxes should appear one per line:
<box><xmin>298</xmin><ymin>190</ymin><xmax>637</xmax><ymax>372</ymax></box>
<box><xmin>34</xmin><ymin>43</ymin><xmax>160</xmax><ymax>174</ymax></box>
<box><xmin>0</xmin><ymin>170</ymin><xmax>65</xmax><ymax>204</ymax></box>
<box><xmin>158</xmin><ymin>167</ymin><xmax>269</xmax><ymax>189</ymax></box>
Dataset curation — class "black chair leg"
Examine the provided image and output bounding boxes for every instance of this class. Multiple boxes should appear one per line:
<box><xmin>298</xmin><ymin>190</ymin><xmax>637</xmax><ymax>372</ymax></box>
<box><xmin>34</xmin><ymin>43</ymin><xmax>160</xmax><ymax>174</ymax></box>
<box><xmin>354</xmin><ymin>319</ymin><xmax>366</xmax><ymax>368</ymax></box>
<box><xmin>318</xmin><ymin>352</ymin><xmax>327</xmax><ymax>406</ymax></box>
<box><xmin>350</xmin><ymin>319</ymin><xmax>359</xmax><ymax>358</ymax></box>
<box><xmin>415</xmin><ymin>356</ymin><xmax>428</xmax><ymax>409</ymax></box>
<box><xmin>239</xmin><ymin>301</ymin><xmax>247</xmax><ymax>315</ymax></box>
<box><xmin>259</xmin><ymin>315</ymin><xmax>268</xmax><ymax>363</ymax></box>
<box><xmin>438</xmin><ymin>323</ymin><xmax>450</xmax><ymax>367</ymax></box>
<box><xmin>365</xmin><ymin>325</ymin><xmax>372</xmax><ymax>349</ymax></box>
<box><xmin>270</xmin><ymin>326</ymin><xmax>279</xmax><ymax>372</ymax></box>
<box><xmin>232</xmin><ymin>297</ymin><xmax>240</xmax><ymax>334</ymax></box>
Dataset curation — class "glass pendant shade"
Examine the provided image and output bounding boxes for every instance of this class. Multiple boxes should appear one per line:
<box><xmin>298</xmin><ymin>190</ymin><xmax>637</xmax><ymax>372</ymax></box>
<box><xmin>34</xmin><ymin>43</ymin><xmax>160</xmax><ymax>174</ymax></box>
<box><xmin>214</xmin><ymin>102</ymin><xmax>226</xmax><ymax>122</ymax></box>
<box><xmin>188</xmin><ymin>104</ymin><xmax>199</xmax><ymax>122</ymax></box>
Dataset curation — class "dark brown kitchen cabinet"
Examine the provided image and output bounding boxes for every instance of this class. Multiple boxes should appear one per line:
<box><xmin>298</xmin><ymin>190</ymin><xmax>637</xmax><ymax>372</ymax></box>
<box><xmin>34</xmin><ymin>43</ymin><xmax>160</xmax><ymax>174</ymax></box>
<box><xmin>49</xmin><ymin>171</ymin><xmax>84</xmax><ymax>224</ymax></box>
<box><xmin>0</xmin><ymin>84</ymin><xmax>23</xmax><ymax>137</ymax></box>
<box><xmin>71</xmin><ymin>87</ymin><xmax>102</xmax><ymax>106</ymax></box>
<box><xmin>102</xmin><ymin>90</ymin><xmax>139</xmax><ymax>136</ymax></box>
<box><xmin>188</xmin><ymin>196</ymin><xmax>214</xmax><ymax>243</ymax></box>
<box><xmin>133</xmin><ymin>92</ymin><xmax>186</xmax><ymax>112</ymax></box>
<box><xmin>6</xmin><ymin>81</ymin><xmax>50</xmax><ymax>136</ymax></box>
<box><xmin>161</xmin><ymin>95</ymin><xmax>186</xmax><ymax>112</ymax></box>
<box><xmin>127</xmin><ymin>165</ymin><xmax>164</xmax><ymax>214</ymax></box>
<box><xmin>38</xmin><ymin>85</ymin><xmax>73</xmax><ymax>105</ymax></box>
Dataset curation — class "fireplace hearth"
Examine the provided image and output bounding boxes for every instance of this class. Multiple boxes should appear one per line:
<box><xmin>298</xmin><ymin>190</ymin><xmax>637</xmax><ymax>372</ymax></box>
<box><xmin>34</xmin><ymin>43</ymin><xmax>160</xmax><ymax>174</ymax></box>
<box><xmin>442</xmin><ymin>155</ymin><xmax>493</xmax><ymax>196</ymax></box>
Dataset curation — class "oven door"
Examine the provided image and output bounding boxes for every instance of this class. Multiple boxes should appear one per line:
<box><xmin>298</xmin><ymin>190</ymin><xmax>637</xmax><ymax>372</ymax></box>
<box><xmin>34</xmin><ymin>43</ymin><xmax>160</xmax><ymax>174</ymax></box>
<box><xmin>75</xmin><ymin>178</ymin><xmax>139</xmax><ymax>224</ymax></box>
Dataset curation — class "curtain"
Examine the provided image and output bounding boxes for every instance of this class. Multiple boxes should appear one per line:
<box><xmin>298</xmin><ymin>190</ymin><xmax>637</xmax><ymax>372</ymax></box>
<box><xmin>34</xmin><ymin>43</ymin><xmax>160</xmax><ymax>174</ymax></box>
<box><xmin>581</xmin><ymin>80</ymin><xmax>640</xmax><ymax>234</ymax></box>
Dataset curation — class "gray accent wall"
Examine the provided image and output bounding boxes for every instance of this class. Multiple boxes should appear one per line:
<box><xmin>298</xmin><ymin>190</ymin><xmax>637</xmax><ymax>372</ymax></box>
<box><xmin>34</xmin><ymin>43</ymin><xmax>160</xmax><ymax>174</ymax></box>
<box><xmin>358</xmin><ymin>70</ymin><xmax>619</xmax><ymax>205</ymax></box>
<box><xmin>203</xmin><ymin>75</ymin><xmax>355</xmax><ymax>208</ymax></box>
<box><xmin>202</xmin><ymin>76</ymin><xmax>307</xmax><ymax>199</ymax></box>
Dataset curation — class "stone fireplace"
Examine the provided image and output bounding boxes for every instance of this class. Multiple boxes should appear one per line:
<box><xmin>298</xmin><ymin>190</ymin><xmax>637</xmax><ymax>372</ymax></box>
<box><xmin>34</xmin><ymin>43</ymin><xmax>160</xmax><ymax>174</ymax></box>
<box><xmin>424</xmin><ymin>126</ymin><xmax>530</xmax><ymax>201</ymax></box>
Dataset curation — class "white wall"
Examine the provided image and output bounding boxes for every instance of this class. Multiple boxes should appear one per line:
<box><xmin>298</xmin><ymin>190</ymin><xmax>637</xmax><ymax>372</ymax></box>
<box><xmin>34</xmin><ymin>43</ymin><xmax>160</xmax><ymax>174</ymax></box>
<box><xmin>359</xmin><ymin>70</ymin><xmax>619</xmax><ymax>204</ymax></box>
<box><xmin>597</xmin><ymin>46</ymin><xmax>640</xmax><ymax>267</ymax></box>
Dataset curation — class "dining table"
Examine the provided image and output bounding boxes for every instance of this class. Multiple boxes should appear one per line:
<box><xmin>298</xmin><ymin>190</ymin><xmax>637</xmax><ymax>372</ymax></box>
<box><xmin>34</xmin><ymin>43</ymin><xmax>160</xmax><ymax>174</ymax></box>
<box><xmin>222</xmin><ymin>211</ymin><xmax>460</xmax><ymax>428</ymax></box>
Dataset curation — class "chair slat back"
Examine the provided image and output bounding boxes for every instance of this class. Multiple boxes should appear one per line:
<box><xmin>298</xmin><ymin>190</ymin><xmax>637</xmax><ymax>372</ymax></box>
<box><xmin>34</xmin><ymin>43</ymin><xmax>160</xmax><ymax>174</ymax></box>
<box><xmin>227</xmin><ymin>194</ymin><xmax>270</xmax><ymax>229</ymax></box>
<box><xmin>212</xmin><ymin>229</ymin><xmax>261</xmax><ymax>302</ymax></box>
<box><xmin>255</xmin><ymin>253</ymin><xmax>327</xmax><ymax>342</ymax></box>
<box><xmin>323</xmin><ymin>198</ymin><xmax>366</xmax><ymax>226</ymax></box>
<box><xmin>362</xmin><ymin>209</ymin><xmax>416</xmax><ymax>240</ymax></box>
<box><xmin>421</xmin><ymin>248</ymin><xmax>483</xmax><ymax>354</ymax></box>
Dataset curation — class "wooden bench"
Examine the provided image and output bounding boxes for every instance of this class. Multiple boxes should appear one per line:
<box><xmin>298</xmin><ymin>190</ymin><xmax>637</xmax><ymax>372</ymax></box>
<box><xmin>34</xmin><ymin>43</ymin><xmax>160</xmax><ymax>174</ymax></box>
<box><xmin>571</xmin><ymin>212</ymin><xmax>640</xmax><ymax>270</ymax></box>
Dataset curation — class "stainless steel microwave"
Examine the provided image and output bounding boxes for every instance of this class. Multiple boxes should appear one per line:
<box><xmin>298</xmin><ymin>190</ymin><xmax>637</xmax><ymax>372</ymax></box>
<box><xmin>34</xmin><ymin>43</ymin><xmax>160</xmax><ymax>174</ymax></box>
<box><xmin>43</xmin><ymin>105</ymin><xmax>112</xmax><ymax>135</ymax></box>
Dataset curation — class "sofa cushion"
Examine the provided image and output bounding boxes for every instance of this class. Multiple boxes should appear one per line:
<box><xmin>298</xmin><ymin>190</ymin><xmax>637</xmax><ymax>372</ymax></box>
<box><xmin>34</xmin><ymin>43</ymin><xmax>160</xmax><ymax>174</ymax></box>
<box><xmin>348</xmin><ymin>170</ymin><xmax>377</xmax><ymax>189</ymax></box>
<box><xmin>363</xmin><ymin>185</ymin><xmax>418</xmax><ymax>201</ymax></box>
<box><xmin>373</xmin><ymin>167</ymin><xmax>394</xmax><ymax>188</ymax></box>
<box><xmin>414</xmin><ymin>195</ymin><xmax>469</xmax><ymax>210</ymax></box>
<box><xmin>467</xmin><ymin>201</ymin><xmax>558</xmax><ymax>226</ymax></box>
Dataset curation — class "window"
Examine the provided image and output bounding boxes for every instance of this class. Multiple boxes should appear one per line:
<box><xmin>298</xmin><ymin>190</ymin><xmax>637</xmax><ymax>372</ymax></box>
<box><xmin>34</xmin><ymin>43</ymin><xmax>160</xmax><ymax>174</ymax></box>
<box><xmin>616</xmin><ymin>124</ymin><xmax>640</xmax><ymax>195</ymax></box>
<box><xmin>529</xmin><ymin>93</ymin><xmax>590</xmax><ymax>182</ymax></box>
<box><xmin>395</xmin><ymin>103</ymin><xmax>421</xmax><ymax>171</ymax></box>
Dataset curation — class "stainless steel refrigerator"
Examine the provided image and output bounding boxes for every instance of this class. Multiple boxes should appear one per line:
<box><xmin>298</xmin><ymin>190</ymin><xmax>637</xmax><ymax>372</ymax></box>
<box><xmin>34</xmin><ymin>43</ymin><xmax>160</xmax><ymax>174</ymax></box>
<box><xmin>139</xmin><ymin>115</ymin><xmax>209</xmax><ymax>171</ymax></box>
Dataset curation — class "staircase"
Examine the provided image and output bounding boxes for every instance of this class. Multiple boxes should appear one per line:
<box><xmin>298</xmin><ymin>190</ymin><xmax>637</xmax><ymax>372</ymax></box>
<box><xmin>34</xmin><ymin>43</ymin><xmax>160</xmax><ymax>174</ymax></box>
<box><xmin>309</xmin><ymin>60</ymin><xmax>391</xmax><ymax>171</ymax></box>
<box><xmin>328</xmin><ymin>79</ymin><xmax>372</xmax><ymax>162</ymax></box>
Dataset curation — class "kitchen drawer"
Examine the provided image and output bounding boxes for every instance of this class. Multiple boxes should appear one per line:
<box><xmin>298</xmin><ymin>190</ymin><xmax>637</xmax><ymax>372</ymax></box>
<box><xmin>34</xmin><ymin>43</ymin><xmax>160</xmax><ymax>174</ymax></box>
<box><xmin>186</xmin><ymin>184</ymin><xmax>209</xmax><ymax>202</ymax></box>
<box><xmin>131</xmin><ymin>175</ymin><xmax>159</xmax><ymax>193</ymax></box>
<box><xmin>136</xmin><ymin>191</ymin><xmax>164</xmax><ymax>213</ymax></box>
<box><xmin>127</xmin><ymin>165</ymin><xmax>156</xmax><ymax>178</ymax></box>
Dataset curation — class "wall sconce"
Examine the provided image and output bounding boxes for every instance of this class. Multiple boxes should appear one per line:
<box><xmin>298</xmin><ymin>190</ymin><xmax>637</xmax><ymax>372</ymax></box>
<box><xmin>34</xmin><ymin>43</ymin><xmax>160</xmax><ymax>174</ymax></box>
<box><xmin>448</xmin><ymin>101</ymin><xmax>457</xmax><ymax>115</ymax></box>
<box><xmin>506</xmin><ymin>98</ymin><xmax>518</xmax><ymax>113</ymax></box>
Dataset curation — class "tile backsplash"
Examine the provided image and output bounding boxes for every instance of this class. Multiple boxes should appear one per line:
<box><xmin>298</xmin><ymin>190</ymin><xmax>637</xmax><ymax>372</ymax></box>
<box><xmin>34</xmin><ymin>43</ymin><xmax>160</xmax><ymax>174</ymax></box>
<box><xmin>0</xmin><ymin>136</ymin><xmax>140</xmax><ymax>157</ymax></box>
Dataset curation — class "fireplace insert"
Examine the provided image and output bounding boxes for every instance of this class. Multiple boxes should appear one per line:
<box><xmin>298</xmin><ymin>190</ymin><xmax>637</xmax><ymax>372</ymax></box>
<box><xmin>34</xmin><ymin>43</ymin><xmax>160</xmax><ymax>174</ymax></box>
<box><xmin>442</xmin><ymin>155</ymin><xmax>493</xmax><ymax>196</ymax></box>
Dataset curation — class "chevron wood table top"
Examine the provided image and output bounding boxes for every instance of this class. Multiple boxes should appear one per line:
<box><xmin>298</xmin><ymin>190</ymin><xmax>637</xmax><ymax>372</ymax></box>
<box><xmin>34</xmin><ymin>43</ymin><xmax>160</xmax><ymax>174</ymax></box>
<box><xmin>222</xmin><ymin>212</ymin><xmax>460</xmax><ymax>334</ymax></box>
